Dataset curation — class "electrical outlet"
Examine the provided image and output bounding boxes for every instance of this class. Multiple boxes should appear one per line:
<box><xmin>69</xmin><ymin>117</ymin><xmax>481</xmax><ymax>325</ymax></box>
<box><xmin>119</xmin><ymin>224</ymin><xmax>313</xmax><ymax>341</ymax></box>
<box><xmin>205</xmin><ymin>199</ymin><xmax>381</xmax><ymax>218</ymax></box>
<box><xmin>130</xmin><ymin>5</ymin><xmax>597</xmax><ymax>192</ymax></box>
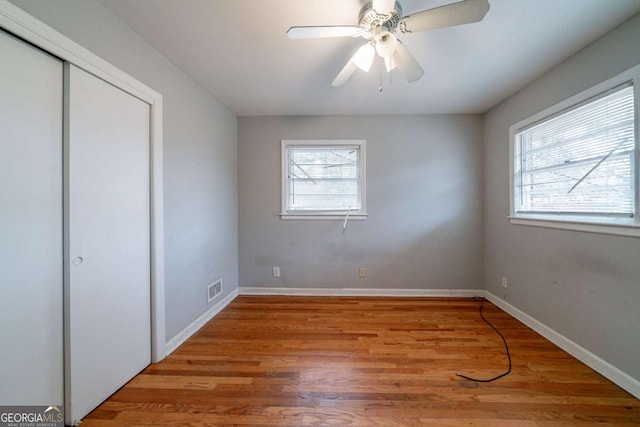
<box><xmin>359</xmin><ymin>267</ymin><xmax>366</xmax><ymax>278</ymax></box>
<box><xmin>272</xmin><ymin>267</ymin><xmax>280</xmax><ymax>278</ymax></box>
<box><xmin>501</xmin><ymin>276</ymin><xmax>508</xmax><ymax>289</ymax></box>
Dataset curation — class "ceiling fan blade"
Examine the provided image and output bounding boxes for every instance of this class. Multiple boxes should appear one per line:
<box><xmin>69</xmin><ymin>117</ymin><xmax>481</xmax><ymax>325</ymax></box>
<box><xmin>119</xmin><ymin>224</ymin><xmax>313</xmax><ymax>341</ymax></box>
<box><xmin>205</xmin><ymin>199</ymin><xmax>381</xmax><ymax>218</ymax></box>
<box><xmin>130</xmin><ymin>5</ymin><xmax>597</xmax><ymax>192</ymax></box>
<box><xmin>287</xmin><ymin>26</ymin><xmax>362</xmax><ymax>39</ymax></box>
<box><xmin>372</xmin><ymin>0</ymin><xmax>396</xmax><ymax>15</ymax></box>
<box><xmin>332</xmin><ymin>60</ymin><xmax>358</xmax><ymax>87</ymax></box>
<box><xmin>395</xmin><ymin>41</ymin><xmax>424</xmax><ymax>82</ymax></box>
<box><xmin>399</xmin><ymin>0</ymin><xmax>490</xmax><ymax>33</ymax></box>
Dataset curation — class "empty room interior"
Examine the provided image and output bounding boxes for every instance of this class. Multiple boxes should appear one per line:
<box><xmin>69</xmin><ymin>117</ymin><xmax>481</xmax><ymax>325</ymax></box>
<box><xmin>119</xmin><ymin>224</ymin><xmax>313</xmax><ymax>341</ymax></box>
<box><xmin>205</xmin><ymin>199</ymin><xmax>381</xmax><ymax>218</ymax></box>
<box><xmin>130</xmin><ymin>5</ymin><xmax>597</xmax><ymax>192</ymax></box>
<box><xmin>1</xmin><ymin>0</ymin><xmax>640</xmax><ymax>425</ymax></box>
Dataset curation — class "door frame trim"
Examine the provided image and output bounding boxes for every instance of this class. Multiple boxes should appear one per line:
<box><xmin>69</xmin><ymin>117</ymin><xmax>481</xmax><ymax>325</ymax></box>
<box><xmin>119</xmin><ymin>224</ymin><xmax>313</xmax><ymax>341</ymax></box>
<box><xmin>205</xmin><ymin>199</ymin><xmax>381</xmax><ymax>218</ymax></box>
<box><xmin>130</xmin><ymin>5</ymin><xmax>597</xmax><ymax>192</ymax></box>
<box><xmin>0</xmin><ymin>0</ymin><xmax>166</xmax><ymax>363</ymax></box>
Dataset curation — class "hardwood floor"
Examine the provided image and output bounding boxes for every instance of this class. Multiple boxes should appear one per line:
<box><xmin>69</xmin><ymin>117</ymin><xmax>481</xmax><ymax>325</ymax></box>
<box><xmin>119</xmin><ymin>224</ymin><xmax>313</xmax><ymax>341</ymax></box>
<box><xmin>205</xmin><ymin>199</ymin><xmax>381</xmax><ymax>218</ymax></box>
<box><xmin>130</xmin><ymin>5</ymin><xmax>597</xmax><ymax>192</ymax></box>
<box><xmin>82</xmin><ymin>296</ymin><xmax>640</xmax><ymax>426</ymax></box>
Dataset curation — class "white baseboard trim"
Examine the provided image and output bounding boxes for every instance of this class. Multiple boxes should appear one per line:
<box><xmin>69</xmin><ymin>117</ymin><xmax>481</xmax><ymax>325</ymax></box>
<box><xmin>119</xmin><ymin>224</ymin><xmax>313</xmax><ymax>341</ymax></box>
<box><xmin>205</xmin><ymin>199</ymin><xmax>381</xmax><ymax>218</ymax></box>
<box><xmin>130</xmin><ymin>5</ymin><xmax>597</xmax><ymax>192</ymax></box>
<box><xmin>164</xmin><ymin>287</ymin><xmax>639</xmax><ymax>398</ymax></box>
<box><xmin>239</xmin><ymin>286</ymin><xmax>484</xmax><ymax>298</ymax></box>
<box><xmin>485</xmin><ymin>291</ymin><xmax>640</xmax><ymax>399</ymax></box>
<box><xmin>164</xmin><ymin>288</ymin><xmax>239</xmax><ymax>356</ymax></box>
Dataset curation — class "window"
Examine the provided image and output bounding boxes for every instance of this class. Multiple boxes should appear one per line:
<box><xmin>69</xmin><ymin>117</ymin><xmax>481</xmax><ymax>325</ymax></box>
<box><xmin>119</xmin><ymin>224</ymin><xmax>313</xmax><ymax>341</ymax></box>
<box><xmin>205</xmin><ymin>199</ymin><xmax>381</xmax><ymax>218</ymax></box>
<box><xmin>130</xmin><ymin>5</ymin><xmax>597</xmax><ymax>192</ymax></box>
<box><xmin>281</xmin><ymin>140</ymin><xmax>366</xmax><ymax>219</ymax></box>
<box><xmin>510</xmin><ymin>65</ymin><xmax>640</xmax><ymax>237</ymax></box>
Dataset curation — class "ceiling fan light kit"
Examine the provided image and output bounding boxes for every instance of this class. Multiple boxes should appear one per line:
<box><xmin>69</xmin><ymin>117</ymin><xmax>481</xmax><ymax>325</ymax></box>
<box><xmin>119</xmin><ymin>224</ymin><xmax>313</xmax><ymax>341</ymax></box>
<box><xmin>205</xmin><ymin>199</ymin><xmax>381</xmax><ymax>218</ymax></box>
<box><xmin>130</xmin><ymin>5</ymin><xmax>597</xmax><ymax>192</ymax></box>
<box><xmin>374</xmin><ymin>28</ymin><xmax>399</xmax><ymax>59</ymax></box>
<box><xmin>353</xmin><ymin>43</ymin><xmax>376</xmax><ymax>72</ymax></box>
<box><xmin>286</xmin><ymin>0</ymin><xmax>490</xmax><ymax>88</ymax></box>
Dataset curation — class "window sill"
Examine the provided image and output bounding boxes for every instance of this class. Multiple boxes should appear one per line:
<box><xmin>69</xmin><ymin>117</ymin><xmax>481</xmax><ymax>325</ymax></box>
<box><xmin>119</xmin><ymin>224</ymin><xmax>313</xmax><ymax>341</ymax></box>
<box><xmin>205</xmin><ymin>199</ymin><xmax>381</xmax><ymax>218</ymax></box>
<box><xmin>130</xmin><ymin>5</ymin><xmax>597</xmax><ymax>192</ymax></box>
<box><xmin>280</xmin><ymin>213</ymin><xmax>368</xmax><ymax>221</ymax></box>
<box><xmin>508</xmin><ymin>216</ymin><xmax>640</xmax><ymax>238</ymax></box>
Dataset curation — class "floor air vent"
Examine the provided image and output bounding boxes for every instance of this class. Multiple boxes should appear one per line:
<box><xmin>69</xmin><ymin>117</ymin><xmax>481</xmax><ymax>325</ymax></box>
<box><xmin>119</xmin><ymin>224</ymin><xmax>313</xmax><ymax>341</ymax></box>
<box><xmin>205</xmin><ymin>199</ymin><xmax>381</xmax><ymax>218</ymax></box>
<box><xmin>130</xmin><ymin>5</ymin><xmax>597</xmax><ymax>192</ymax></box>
<box><xmin>208</xmin><ymin>278</ymin><xmax>223</xmax><ymax>303</ymax></box>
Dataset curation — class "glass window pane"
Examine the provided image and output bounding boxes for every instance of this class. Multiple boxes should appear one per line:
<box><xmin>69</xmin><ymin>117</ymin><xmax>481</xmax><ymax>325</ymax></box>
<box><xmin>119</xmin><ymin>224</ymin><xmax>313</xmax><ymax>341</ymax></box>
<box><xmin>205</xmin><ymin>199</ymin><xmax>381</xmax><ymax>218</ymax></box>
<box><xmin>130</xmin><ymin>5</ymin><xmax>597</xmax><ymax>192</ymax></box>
<box><xmin>285</xmin><ymin>143</ymin><xmax>363</xmax><ymax>212</ymax></box>
<box><xmin>515</xmin><ymin>84</ymin><xmax>635</xmax><ymax>217</ymax></box>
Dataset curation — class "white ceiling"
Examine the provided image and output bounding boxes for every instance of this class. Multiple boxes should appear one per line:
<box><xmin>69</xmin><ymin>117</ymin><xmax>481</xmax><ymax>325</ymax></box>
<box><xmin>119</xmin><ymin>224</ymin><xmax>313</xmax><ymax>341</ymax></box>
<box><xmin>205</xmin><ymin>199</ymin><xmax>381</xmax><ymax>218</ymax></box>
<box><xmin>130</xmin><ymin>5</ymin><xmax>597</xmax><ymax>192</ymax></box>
<box><xmin>99</xmin><ymin>0</ymin><xmax>640</xmax><ymax>116</ymax></box>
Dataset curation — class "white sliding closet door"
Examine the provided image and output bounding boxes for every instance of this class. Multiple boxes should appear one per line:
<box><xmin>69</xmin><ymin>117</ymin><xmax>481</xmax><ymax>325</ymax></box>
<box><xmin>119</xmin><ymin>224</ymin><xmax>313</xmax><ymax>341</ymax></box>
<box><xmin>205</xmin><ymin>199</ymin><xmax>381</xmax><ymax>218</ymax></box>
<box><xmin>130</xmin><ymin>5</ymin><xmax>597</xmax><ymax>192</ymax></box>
<box><xmin>0</xmin><ymin>29</ymin><xmax>63</xmax><ymax>406</ymax></box>
<box><xmin>66</xmin><ymin>65</ymin><xmax>151</xmax><ymax>424</ymax></box>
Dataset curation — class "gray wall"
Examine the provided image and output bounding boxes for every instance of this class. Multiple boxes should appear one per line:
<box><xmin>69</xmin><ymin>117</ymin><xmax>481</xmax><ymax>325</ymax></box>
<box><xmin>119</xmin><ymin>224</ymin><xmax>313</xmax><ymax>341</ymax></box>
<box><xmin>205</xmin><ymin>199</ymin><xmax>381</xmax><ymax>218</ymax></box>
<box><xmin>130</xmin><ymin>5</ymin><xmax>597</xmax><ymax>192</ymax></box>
<box><xmin>484</xmin><ymin>13</ymin><xmax>640</xmax><ymax>380</ymax></box>
<box><xmin>10</xmin><ymin>0</ymin><xmax>239</xmax><ymax>341</ymax></box>
<box><xmin>11</xmin><ymin>0</ymin><xmax>638</xmax><ymax>385</ymax></box>
<box><xmin>238</xmin><ymin>115</ymin><xmax>483</xmax><ymax>290</ymax></box>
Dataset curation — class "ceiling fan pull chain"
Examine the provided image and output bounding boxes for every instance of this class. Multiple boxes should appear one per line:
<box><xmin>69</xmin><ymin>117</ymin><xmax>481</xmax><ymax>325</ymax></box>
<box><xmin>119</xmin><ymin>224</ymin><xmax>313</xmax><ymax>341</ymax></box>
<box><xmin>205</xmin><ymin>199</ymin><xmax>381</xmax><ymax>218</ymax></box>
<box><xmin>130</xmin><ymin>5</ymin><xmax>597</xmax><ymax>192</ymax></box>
<box><xmin>378</xmin><ymin>56</ymin><xmax>384</xmax><ymax>92</ymax></box>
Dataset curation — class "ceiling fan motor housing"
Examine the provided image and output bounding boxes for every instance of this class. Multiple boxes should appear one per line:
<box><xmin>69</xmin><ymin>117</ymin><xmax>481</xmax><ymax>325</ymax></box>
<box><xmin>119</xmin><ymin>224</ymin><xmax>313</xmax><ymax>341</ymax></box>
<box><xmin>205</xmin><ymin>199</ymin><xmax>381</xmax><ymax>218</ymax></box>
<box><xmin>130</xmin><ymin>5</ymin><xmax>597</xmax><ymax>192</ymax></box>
<box><xmin>358</xmin><ymin>1</ymin><xmax>403</xmax><ymax>37</ymax></box>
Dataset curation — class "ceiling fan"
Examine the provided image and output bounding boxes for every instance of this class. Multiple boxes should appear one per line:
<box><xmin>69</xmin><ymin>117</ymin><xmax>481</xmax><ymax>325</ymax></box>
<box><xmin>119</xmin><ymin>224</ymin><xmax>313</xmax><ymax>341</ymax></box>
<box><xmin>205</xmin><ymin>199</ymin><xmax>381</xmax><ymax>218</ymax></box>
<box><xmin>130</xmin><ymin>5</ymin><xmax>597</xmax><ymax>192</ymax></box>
<box><xmin>287</xmin><ymin>0</ymin><xmax>490</xmax><ymax>87</ymax></box>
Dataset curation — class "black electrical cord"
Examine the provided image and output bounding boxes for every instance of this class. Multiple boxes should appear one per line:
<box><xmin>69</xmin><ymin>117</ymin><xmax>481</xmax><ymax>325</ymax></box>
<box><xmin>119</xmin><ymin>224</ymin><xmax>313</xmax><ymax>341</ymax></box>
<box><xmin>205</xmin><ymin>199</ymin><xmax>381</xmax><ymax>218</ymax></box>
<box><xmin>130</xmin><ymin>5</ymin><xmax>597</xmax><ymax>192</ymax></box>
<box><xmin>456</xmin><ymin>297</ymin><xmax>512</xmax><ymax>382</ymax></box>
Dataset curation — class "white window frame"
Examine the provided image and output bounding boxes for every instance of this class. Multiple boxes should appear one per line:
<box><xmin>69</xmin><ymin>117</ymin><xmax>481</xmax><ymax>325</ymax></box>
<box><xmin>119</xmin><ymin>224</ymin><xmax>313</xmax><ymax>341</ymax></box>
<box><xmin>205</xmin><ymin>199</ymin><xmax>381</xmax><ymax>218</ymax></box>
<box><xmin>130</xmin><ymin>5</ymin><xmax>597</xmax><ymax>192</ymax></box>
<box><xmin>281</xmin><ymin>139</ymin><xmax>367</xmax><ymax>220</ymax></box>
<box><xmin>509</xmin><ymin>64</ymin><xmax>640</xmax><ymax>238</ymax></box>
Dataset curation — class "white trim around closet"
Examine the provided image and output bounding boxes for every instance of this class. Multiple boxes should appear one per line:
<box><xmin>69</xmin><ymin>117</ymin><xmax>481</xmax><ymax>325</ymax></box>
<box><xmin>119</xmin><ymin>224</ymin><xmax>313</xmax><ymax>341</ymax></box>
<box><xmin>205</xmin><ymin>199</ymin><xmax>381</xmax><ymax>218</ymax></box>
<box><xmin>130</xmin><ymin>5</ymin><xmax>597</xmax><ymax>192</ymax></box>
<box><xmin>0</xmin><ymin>0</ymin><xmax>166</xmax><ymax>362</ymax></box>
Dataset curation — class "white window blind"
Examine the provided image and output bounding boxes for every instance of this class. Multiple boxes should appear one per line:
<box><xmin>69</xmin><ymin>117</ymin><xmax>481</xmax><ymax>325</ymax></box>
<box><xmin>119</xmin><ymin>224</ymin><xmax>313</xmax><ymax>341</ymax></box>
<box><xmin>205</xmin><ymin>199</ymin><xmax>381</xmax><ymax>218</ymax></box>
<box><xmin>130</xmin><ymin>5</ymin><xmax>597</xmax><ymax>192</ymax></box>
<box><xmin>514</xmin><ymin>83</ymin><xmax>636</xmax><ymax>218</ymax></box>
<box><xmin>281</xmin><ymin>140</ymin><xmax>366</xmax><ymax>217</ymax></box>
<box><xmin>286</xmin><ymin>145</ymin><xmax>361</xmax><ymax>211</ymax></box>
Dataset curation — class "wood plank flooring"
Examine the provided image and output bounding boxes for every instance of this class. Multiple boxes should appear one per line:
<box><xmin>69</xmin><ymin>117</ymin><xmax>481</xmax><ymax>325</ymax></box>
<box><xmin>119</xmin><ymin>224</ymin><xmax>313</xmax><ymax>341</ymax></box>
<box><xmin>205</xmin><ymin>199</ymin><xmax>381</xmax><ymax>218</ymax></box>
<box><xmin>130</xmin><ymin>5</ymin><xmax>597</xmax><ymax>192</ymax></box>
<box><xmin>82</xmin><ymin>296</ymin><xmax>640</xmax><ymax>426</ymax></box>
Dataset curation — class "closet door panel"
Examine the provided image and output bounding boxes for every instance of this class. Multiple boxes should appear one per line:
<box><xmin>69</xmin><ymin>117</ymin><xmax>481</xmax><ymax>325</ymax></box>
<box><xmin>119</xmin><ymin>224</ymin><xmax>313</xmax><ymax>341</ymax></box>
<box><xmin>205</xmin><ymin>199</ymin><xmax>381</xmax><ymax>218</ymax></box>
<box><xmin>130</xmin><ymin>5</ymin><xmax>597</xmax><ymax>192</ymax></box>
<box><xmin>0</xmin><ymin>29</ymin><xmax>63</xmax><ymax>405</ymax></box>
<box><xmin>66</xmin><ymin>65</ymin><xmax>151</xmax><ymax>424</ymax></box>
